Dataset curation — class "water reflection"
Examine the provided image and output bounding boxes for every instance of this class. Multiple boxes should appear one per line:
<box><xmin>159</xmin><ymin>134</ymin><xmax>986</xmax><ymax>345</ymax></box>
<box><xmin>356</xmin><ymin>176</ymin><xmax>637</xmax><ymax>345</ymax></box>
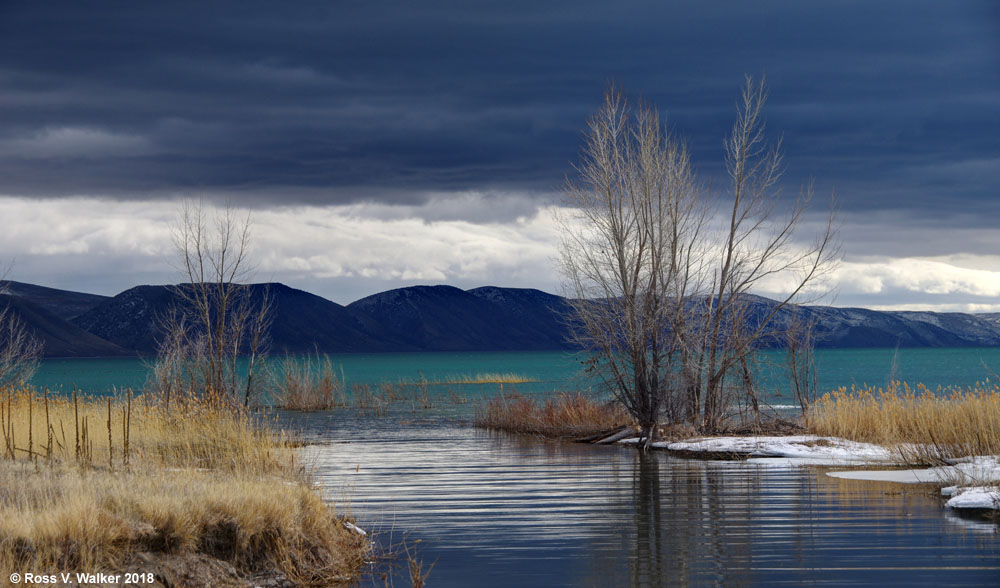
<box><xmin>286</xmin><ymin>411</ymin><xmax>1000</xmax><ymax>587</ymax></box>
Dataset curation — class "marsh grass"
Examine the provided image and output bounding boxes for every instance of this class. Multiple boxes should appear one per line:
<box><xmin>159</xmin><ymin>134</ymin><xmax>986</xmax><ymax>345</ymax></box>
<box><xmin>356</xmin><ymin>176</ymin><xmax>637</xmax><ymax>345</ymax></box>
<box><xmin>273</xmin><ymin>370</ymin><xmax>534</xmax><ymax>416</ymax></box>
<box><xmin>436</xmin><ymin>372</ymin><xmax>536</xmax><ymax>385</ymax></box>
<box><xmin>350</xmin><ymin>380</ymin><xmax>443</xmax><ymax>415</ymax></box>
<box><xmin>809</xmin><ymin>382</ymin><xmax>1000</xmax><ymax>464</ymax></box>
<box><xmin>0</xmin><ymin>385</ymin><xmax>367</xmax><ymax>586</ymax></box>
<box><xmin>474</xmin><ymin>392</ymin><xmax>631</xmax><ymax>438</ymax></box>
<box><xmin>273</xmin><ymin>353</ymin><xmax>347</xmax><ymax>411</ymax></box>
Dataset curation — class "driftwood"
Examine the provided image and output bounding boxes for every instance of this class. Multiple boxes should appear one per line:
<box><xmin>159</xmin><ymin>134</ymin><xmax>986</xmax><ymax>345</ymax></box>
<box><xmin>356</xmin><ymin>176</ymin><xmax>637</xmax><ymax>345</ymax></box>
<box><xmin>574</xmin><ymin>427</ymin><xmax>624</xmax><ymax>443</ymax></box>
<box><xmin>595</xmin><ymin>427</ymin><xmax>637</xmax><ymax>445</ymax></box>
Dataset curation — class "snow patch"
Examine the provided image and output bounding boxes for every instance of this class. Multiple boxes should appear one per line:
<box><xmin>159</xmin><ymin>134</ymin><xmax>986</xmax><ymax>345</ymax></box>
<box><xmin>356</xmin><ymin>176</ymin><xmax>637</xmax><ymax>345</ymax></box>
<box><xmin>944</xmin><ymin>487</ymin><xmax>1000</xmax><ymax>510</ymax></box>
<box><xmin>641</xmin><ymin>435</ymin><xmax>894</xmax><ymax>464</ymax></box>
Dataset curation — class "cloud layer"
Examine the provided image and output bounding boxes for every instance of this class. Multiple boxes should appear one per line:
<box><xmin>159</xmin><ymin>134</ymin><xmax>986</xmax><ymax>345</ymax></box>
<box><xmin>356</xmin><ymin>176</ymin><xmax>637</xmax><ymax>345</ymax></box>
<box><xmin>3</xmin><ymin>196</ymin><xmax>1000</xmax><ymax>312</ymax></box>
<box><xmin>0</xmin><ymin>2</ymin><xmax>997</xmax><ymax>308</ymax></box>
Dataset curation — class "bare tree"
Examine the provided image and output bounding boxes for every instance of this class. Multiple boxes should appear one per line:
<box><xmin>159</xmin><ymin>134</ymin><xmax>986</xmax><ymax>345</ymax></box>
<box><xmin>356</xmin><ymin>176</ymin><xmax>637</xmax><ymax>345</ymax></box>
<box><xmin>785</xmin><ymin>306</ymin><xmax>819</xmax><ymax>417</ymax></box>
<box><xmin>697</xmin><ymin>76</ymin><xmax>838</xmax><ymax>431</ymax></box>
<box><xmin>151</xmin><ymin>200</ymin><xmax>271</xmax><ymax>408</ymax></box>
<box><xmin>0</xmin><ymin>265</ymin><xmax>42</xmax><ymax>387</ymax></box>
<box><xmin>560</xmin><ymin>77</ymin><xmax>838</xmax><ymax>438</ymax></box>
<box><xmin>559</xmin><ymin>87</ymin><xmax>706</xmax><ymax>449</ymax></box>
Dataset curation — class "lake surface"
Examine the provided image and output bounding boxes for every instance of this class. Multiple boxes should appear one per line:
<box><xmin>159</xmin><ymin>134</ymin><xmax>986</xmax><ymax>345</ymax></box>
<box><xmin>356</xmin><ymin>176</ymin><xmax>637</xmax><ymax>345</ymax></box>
<box><xmin>27</xmin><ymin>350</ymin><xmax>1000</xmax><ymax>586</ymax></box>
<box><xmin>29</xmin><ymin>347</ymin><xmax>1000</xmax><ymax>403</ymax></box>
<box><xmin>290</xmin><ymin>411</ymin><xmax>1000</xmax><ymax>587</ymax></box>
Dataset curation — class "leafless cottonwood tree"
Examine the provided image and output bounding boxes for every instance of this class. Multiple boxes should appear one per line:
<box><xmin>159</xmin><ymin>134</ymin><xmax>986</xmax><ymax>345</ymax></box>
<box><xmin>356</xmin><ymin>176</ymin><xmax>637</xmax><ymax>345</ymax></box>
<box><xmin>785</xmin><ymin>306</ymin><xmax>819</xmax><ymax>417</ymax></box>
<box><xmin>560</xmin><ymin>77</ymin><xmax>837</xmax><ymax>439</ymax></box>
<box><xmin>0</xmin><ymin>265</ymin><xmax>42</xmax><ymax>387</ymax></box>
<box><xmin>559</xmin><ymin>88</ymin><xmax>707</xmax><ymax>449</ymax></box>
<box><xmin>696</xmin><ymin>77</ymin><xmax>837</xmax><ymax>431</ymax></box>
<box><xmin>153</xmin><ymin>200</ymin><xmax>271</xmax><ymax>408</ymax></box>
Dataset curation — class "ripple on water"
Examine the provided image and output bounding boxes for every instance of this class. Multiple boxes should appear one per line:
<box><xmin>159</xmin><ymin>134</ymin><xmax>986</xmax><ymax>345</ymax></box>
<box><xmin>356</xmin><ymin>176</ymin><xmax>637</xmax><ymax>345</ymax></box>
<box><xmin>284</xmin><ymin>411</ymin><xmax>1000</xmax><ymax>588</ymax></box>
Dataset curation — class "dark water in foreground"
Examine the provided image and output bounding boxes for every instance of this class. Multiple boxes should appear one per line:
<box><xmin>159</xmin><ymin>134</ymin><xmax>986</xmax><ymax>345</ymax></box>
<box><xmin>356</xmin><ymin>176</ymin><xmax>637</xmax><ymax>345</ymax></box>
<box><xmin>287</xmin><ymin>411</ymin><xmax>1000</xmax><ymax>588</ymax></box>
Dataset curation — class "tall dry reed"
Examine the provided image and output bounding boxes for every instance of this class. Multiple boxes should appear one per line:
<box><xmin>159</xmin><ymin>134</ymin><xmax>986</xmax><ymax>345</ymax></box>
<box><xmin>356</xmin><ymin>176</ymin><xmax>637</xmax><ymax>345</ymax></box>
<box><xmin>272</xmin><ymin>352</ymin><xmax>347</xmax><ymax>411</ymax></box>
<box><xmin>809</xmin><ymin>381</ymin><xmax>1000</xmax><ymax>463</ymax></box>
<box><xmin>0</xmin><ymin>385</ymin><xmax>367</xmax><ymax>585</ymax></box>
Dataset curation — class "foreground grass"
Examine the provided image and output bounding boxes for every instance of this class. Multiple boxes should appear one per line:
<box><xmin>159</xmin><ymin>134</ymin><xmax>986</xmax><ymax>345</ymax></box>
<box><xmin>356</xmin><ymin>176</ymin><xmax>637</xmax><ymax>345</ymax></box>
<box><xmin>809</xmin><ymin>382</ymin><xmax>1000</xmax><ymax>463</ymax></box>
<box><xmin>474</xmin><ymin>392</ymin><xmax>630</xmax><ymax>439</ymax></box>
<box><xmin>0</xmin><ymin>386</ymin><xmax>367</xmax><ymax>587</ymax></box>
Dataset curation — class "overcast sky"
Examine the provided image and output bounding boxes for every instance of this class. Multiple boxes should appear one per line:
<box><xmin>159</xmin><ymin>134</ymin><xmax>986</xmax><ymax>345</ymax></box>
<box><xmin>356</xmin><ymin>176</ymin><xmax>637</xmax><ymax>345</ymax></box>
<box><xmin>1</xmin><ymin>1</ymin><xmax>998</xmax><ymax>310</ymax></box>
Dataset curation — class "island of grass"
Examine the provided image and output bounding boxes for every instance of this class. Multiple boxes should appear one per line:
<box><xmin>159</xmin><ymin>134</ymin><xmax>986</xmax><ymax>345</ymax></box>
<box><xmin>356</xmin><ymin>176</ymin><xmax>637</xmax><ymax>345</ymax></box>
<box><xmin>0</xmin><ymin>386</ymin><xmax>368</xmax><ymax>588</ymax></box>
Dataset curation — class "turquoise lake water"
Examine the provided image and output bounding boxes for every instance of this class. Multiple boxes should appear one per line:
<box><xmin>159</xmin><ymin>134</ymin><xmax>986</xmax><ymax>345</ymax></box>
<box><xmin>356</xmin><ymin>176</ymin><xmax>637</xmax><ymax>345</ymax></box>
<box><xmin>29</xmin><ymin>347</ymin><xmax>1000</xmax><ymax>402</ymax></box>
<box><xmin>25</xmin><ymin>349</ymin><xmax>1000</xmax><ymax>586</ymax></box>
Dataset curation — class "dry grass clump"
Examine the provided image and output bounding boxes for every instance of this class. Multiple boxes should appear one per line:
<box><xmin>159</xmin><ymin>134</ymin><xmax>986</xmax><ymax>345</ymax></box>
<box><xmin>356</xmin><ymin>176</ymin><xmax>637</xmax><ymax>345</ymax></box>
<box><xmin>0</xmin><ymin>465</ymin><xmax>366</xmax><ymax>584</ymax></box>
<box><xmin>439</xmin><ymin>373</ymin><xmax>536</xmax><ymax>385</ymax></box>
<box><xmin>0</xmin><ymin>386</ymin><xmax>288</xmax><ymax>473</ymax></box>
<box><xmin>272</xmin><ymin>353</ymin><xmax>347</xmax><ymax>411</ymax></box>
<box><xmin>0</xmin><ymin>385</ymin><xmax>367</xmax><ymax>586</ymax></box>
<box><xmin>474</xmin><ymin>392</ymin><xmax>631</xmax><ymax>438</ymax></box>
<box><xmin>809</xmin><ymin>381</ymin><xmax>1000</xmax><ymax>462</ymax></box>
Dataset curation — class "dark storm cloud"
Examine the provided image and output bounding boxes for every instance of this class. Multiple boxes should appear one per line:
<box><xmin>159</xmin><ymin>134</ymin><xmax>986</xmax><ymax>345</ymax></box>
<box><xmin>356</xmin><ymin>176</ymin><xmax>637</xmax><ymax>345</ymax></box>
<box><xmin>0</xmin><ymin>0</ymin><xmax>997</xmax><ymax>221</ymax></box>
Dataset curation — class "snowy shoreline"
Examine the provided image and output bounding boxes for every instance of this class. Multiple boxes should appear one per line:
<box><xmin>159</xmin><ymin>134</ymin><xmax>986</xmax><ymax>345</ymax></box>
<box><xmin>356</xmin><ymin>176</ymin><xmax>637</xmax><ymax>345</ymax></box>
<box><xmin>618</xmin><ymin>434</ymin><xmax>1000</xmax><ymax>511</ymax></box>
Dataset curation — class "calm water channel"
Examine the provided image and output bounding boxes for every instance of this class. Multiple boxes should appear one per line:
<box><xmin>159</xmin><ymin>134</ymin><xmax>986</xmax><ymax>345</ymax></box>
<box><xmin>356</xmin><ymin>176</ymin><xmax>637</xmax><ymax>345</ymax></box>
<box><xmin>287</xmin><ymin>411</ymin><xmax>1000</xmax><ymax>588</ymax></box>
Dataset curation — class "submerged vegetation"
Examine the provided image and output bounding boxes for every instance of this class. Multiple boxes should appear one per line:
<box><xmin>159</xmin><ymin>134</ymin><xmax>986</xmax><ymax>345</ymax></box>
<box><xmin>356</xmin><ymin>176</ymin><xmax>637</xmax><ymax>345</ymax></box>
<box><xmin>269</xmin><ymin>353</ymin><xmax>533</xmax><ymax>414</ymax></box>
<box><xmin>0</xmin><ymin>385</ymin><xmax>367</xmax><ymax>586</ymax></box>
<box><xmin>809</xmin><ymin>381</ymin><xmax>1000</xmax><ymax>463</ymax></box>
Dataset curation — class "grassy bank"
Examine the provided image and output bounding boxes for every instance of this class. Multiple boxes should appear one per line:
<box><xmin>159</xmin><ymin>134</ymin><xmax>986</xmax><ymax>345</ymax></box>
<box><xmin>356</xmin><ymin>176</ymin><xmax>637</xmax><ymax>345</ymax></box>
<box><xmin>474</xmin><ymin>392</ymin><xmax>630</xmax><ymax>439</ymax></box>
<box><xmin>0</xmin><ymin>386</ymin><xmax>367</xmax><ymax>587</ymax></box>
<box><xmin>809</xmin><ymin>382</ymin><xmax>1000</xmax><ymax>462</ymax></box>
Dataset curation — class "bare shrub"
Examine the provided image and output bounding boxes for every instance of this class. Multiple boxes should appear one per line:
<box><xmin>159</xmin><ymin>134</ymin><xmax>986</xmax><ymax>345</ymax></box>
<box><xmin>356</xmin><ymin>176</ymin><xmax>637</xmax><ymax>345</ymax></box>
<box><xmin>0</xmin><ymin>267</ymin><xmax>42</xmax><ymax>387</ymax></box>
<box><xmin>272</xmin><ymin>352</ymin><xmax>346</xmax><ymax>410</ymax></box>
<box><xmin>475</xmin><ymin>392</ymin><xmax>631</xmax><ymax>438</ymax></box>
<box><xmin>148</xmin><ymin>200</ymin><xmax>271</xmax><ymax>409</ymax></box>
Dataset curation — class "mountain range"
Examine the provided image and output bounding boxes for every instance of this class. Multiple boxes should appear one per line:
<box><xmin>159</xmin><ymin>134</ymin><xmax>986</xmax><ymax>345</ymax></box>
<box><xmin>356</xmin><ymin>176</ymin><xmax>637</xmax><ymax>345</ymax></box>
<box><xmin>2</xmin><ymin>280</ymin><xmax>1000</xmax><ymax>358</ymax></box>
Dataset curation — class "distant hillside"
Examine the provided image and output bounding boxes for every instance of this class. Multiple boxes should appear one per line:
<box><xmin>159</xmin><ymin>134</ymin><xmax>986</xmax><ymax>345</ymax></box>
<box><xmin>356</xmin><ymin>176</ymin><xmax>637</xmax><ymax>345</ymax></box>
<box><xmin>71</xmin><ymin>283</ymin><xmax>399</xmax><ymax>354</ymax></box>
<box><xmin>0</xmin><ymin>280</ymin><xmax>109</xmax><ymax>321</ymax></box>
<box><xmin>251</xmin><ymin>283</ymin><xmax>402</xmax><ymax>353</ymax></box>
<box><xmin>7</xmin><ymin>279</ymin><xmax>1000</xmax><ymax>357</ymax></box>
<box><xmin>348</xmin><ymin>285</ymin><xmax>575</xmax><ymax>351</ymax></box>
<box><xmin>0</xmin><ymin>294</ymin><xmax>127</xmax><ymax>357</ymax></box>
<box><xmin>71</xmin><ymin>285</ymin><xmax>179</xmax><ymax>353</ymax></box>
<box><xmin>711</xmin><ymin>295</ymin><xmax>1000</xmax><ymax>348</ymax></box>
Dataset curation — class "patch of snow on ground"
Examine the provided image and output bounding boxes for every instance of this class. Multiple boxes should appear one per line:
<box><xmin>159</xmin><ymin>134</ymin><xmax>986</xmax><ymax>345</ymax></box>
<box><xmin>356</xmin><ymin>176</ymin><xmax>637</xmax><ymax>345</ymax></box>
<box><xmin>639</xmin><ymin>435</ymin><xmax>894</xmax><ymax>464</ymax></box>
<box><xmin>620</xmin><ymin>435</ymin><xmax>1000</xmax><ymax>511</ymax></box>
<box><xmin>944</xmin><ymin>487</ymin><xmax>1000</xmax><ymax>510</ymax></box>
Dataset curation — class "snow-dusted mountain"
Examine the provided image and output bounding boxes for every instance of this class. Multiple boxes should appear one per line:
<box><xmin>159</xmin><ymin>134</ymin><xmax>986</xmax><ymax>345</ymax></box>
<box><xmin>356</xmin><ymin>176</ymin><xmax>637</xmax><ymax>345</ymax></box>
<box><xmin>6</xmin><ymin>281</ymin><xmax>1000</xmax><ymax>357</ymax></box>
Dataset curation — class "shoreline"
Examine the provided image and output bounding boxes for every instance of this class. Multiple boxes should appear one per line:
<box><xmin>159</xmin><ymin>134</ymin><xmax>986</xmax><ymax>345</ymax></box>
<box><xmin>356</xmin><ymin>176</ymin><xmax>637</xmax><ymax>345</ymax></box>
<box><xmin>0</xmin><ymin>389</ymin><xmax>370</xmax><ymax>588</ymax></box>
<box><xmin>613</xmin><ymin>433</ymin><xmax>1000</xmax><ymax>513</ymax></box>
